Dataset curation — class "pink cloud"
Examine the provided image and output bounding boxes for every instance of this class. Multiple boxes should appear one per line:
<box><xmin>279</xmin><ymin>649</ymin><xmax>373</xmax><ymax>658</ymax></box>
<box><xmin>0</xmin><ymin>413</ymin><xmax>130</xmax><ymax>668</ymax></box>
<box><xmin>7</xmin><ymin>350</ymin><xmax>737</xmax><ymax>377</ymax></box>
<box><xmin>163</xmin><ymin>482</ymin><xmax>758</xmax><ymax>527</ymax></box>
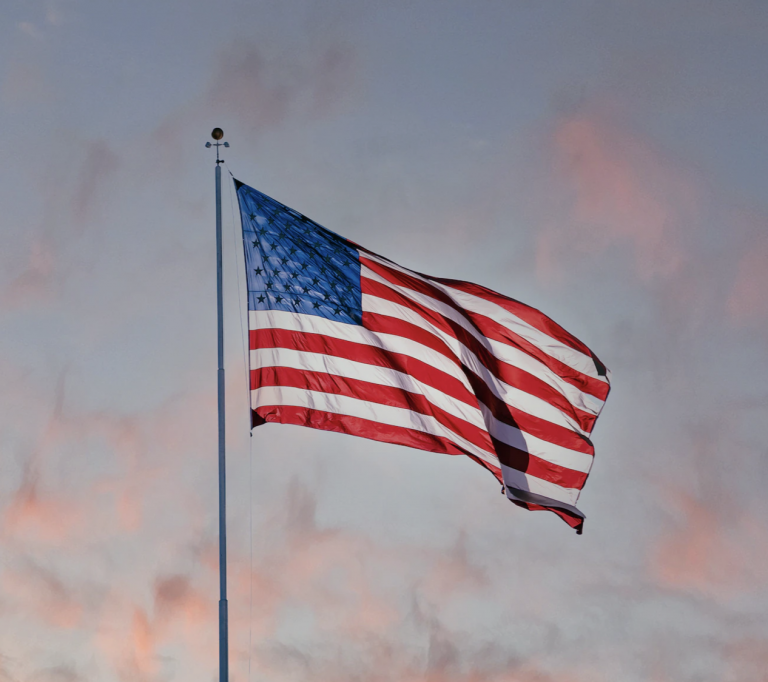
<box><xmin>728</xmin><ymin>232</ymin><xmax>768</xmax><ymax>324</ymax></box>
<box><xmin>2</xmin><ymin>561</ymin><xmax>85</xmax><ymax>630</ymax></box>
<box><xmin>1</xmin><ymin>237</ymin><xmax>56</xmax><ymax>308</ymax></box>
<box><xmin>537</xmin><ymin>112</ymin><xmax>700</xmax><ymax>283</ymax></box>
<box><xmin>0</xmin><ymin>470</ymin><xmax>85</xmax><ymax>545</ymax></box>
<box><xmin>725</xmin><ymin>637</ymin><xmax>768</xmax><ymax>682</ymax></box>
<box><xmin>651</xmin><ymin>487</ymin><xmax>768</xmax><ymax>597</ymax></box>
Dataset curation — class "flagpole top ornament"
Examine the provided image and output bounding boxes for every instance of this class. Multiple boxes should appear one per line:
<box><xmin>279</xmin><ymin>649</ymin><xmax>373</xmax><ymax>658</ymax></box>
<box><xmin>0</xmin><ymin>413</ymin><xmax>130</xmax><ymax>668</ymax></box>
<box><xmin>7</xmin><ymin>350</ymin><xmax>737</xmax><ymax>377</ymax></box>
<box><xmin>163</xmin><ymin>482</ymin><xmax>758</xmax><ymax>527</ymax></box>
<box><xmin>206</xmin><ymin>128</ymin><xmax>229</xmax><ymax>164</ymax></box>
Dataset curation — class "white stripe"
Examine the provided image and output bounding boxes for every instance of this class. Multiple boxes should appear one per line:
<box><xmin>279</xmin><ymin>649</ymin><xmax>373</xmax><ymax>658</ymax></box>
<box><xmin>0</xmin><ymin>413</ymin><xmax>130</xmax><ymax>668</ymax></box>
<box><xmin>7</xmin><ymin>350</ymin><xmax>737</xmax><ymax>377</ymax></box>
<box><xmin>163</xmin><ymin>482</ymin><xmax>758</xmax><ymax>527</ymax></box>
<box><xmin>363</xmin><ymin>252</ymin><xmax>606</xmax><ymax>383</ymax></box>
<box><xmin>253</xmin><ymin>346</ymin><xmax>593</xmax><ymax>474</ymax></box>
<box><xmin>501</xmin><ymin>464</ymin><xmax>580</xmax><ymax>507</ymax></box>
<box><xmin>363</xmin><ymin>287</ymin><xmax>602</xmax><ymax>418</ymax></box>
<box><xmin>480</xmin><ymin>405</ymin><xmax>593</xmax><ymax>474</ymax></box>
<box><xmin>443</xmin><ymin>286</ymin><xmax>604</xmax><ymax>384</ymax></box>
<box><xmin>253</xmin><ymin>386</ymin><xmax>581</xmax><ymax>508</ymax></box>
<box><xmin>486</xmin><ymin>338</ymin><xmax>604</xmax><ymax>415</ymax></box>
<box><xmin>364</xmin><ymin>267</ymin><xmax>602</xmax><ymax>415</ymax></box>
<box><xmin>252</xmin><ymin>385</ymin><xmax>499</xmax><ymax>468</ymax></box>
<box><xmin>251</xmin><ymin>309</ymin><xmax>594</xmax><ymax>475</ymax></box>
<box><xmin>251</xmin><ymin>347</ymin><xmax>486</xmax><ymax>429</ymax></box>
<box><xmin>250</xmin><ymin>309</ymin><xmax>474</xmax><ymax>394</ymax></box>
<box><xmin>361</xmin><ymin>277</ymin><xmax>589</xmax><ymax>437</ymax></box>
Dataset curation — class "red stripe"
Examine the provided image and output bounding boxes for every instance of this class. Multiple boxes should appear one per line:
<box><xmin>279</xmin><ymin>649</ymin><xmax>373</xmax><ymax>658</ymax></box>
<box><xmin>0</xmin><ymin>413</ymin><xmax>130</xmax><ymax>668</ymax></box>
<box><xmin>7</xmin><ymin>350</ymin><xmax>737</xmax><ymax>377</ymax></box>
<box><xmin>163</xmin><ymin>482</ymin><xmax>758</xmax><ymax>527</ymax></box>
<box><xmin>362</xmin><ymin>256</ymin><xmax>609</xmax><ymax>402</ymax></box>
<box><xmin>253</xmin><ymin>404</ymin><xmax>503</xmax><ymax>481</ymax></box>
<box><xmin>252</xmin><ymin>366</ymin><xmax>589</xmax><ymax>489</ymax></box>
<box><xmin>252</xmin><ymin>324</ymin><xmax>594</xmax><ymax>455</ymax></box>
<box><xmin>363</xmin><ymin>282</ymin><xmax>598</xmax><ymax>432</ymax></box>
<box><xmin>362</xmin><ymin>309</ymin><xmax>461</xmax><ymax>365</ymax></box>
<box><xmin>465</xmin><ymin>369</ymin><xmax>594</xmax><ymax>455</ymax></box>
<box><xmin>252</xmin><ymin>325</ymin><xmax>593</xmax><ymax>455</ymax></box>
<box><xmin>492</xmin><ymin>435</ymin><xmax>587</xmax><ymax>489</ymax></box>
<box><xmin>456</xmin><ymin>307</ymin><xmax>609</xmax><ymax>404</ymax></box>
<box><xmin>252</xmin><ymin>366</ymin><xmax>495</xmax><ymax>455</ymax></box>
<box><xmin>251</xmin><ymin>403</ymin><xmax>584</xmax><ymax>529</ymax></box>
<box><xmin>508</xmin><ymin>498</ymin><xmax>584</xmax><ymax>533</ymax></box>
<box><xmin>435</xmin><ymin>278</ymin><xmax>593</xmax><ymax>358</ymax></box>
<box><xmin>250</xmin><ymin>327</ymin><xmax>478</xmax><ymax>408</ymax></box>
<box><xmin>369</xmin><ymin>307</ymin><xmax>595</xmax><ymax>454</ymax></box>
<box><xmin>369</xmin><ymin>314</ymin><xmax>596</xmax><ymax>454</ymax></box>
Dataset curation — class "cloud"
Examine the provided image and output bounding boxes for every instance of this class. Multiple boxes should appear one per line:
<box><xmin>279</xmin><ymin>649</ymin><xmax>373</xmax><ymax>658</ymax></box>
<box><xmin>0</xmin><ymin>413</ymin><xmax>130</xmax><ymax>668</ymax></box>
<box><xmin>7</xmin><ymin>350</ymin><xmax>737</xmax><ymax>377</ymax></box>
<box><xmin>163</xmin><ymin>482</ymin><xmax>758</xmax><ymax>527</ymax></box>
<box><xmin>18</xmin><ymin>22</ymin><xmax>44</xmax><ymax>41</ymax></box>
<box><xmin>0</xmin><ymin>136</ymin><xmax>121</xmax><ymax>310</ymax></box>
<box><xmin>207</xmin><ymin>41</ymin><xmax>356</xmax><ymax>130</ymax></box>
<box><xmin>728</xmin><ymin>232</ymin><xmax>768</xmax><ymax>325</ymax></box>
<box><xmin>2</xmin><ymin>17</ymin><xmax>768</xmax><ymax>681</ymax></box>
<box><xmin>649</xmin><ymin>411</ymin><xmax>768</xmax><ymax>599</ymax></box>
<box><xmin>309</xmin><ymin>44</ymin><xmax>356</xmax><ymax>116</ymax></box>
<box><xmin>527</xmin><ymin>105</ymin><xmax>768</xmax><ymax>361</ymax></box>
<box><xmin>537</xmin><ymin>111</ymin><xmax>699</xmax><ymax>284</ymax></box>
<box><xmin>28</xmin><ymin>665</ymin><xmax>83</xmax><ymax>682</ymax></box>
<box><xmin>2</xmin><ymin>560</ymin><xmax>85</xmax><ymax>630</ymax></box>
<box><xmin>724</xmin><ymin>637</ymin><xmax>768</xmax><ymax>682</ymax></box>
<box><xmin>45</xmin><ymin>2</ymin><xmax>65</xmax><ymax>27</ymax></box>
<box><xmin>71</xmin><ymin>140</ymin><xmax>120</xmax><ymax>225</ymax></box>
<box><xmin>0</xmin><ymin>466</ymin><xmax>85</xmax><ymax>546</ymax></box>
<box><xmin>651</xmin><ymin>487</ymin><xmax>768</xmax><ymax>597</ymax></box>
<box><xmin>1</xmin><ymin>237</ymin><xmax>56</xmax><ymax>308</ymax></box>
<box><xmin>207</xmin><ymin>44</ymin><xmax>293</xmax><ymax>131</ymax></box>
<box><xmin>2</xmin><ymin>61</ymin><xmax>50</xmax><ymax>106</ymax></box>
<box><xmin>153</xmin><ymin>574</ymin><xmax>212</xmax><ymax>628</ymax></box>
<box><xmin>2</xmin><ymin>363</ymin><xmax>764</xmax><ymax>682</ymax></box>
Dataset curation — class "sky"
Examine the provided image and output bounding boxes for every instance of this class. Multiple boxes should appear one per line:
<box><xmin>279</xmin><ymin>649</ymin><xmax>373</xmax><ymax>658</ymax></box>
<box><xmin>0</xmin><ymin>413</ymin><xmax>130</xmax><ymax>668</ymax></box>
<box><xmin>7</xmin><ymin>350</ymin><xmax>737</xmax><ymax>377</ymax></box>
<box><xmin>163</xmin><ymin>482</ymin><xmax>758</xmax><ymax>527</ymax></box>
<box><xmin>1</xmin><ymin>1</ymin><xmax>768</xmax><ymax>681</ymax></box>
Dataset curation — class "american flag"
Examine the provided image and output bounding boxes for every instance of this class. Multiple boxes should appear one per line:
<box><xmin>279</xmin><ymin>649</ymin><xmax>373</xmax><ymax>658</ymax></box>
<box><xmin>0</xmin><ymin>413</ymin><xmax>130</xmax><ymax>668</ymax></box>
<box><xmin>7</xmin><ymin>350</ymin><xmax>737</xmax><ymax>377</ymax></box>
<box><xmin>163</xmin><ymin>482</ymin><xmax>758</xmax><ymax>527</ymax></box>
<box><xmin>235</xmin><ymin>179</ymin><xmax>610</xmax><ymax>533</ymax></box>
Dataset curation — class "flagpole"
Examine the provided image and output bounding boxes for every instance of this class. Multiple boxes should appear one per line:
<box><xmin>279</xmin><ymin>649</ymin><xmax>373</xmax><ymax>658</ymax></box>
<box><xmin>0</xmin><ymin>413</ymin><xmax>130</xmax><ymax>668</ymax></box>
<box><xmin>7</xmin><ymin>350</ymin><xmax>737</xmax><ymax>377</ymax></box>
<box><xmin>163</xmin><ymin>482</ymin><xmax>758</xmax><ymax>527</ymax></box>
<box><xmin>207</xmin><ymin>127</ymin><xmax>230</xmax><ymax>682</ymax></box>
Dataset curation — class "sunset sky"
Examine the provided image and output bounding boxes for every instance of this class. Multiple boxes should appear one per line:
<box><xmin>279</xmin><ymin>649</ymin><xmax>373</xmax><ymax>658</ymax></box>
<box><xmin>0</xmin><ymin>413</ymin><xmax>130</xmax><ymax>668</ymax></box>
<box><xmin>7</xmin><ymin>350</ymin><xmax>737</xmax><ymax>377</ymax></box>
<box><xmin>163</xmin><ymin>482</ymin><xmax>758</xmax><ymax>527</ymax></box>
<box><xmin>2</xmin><ymin>1</ymin><xmax>768</xmax><ymax>681</ymax></box>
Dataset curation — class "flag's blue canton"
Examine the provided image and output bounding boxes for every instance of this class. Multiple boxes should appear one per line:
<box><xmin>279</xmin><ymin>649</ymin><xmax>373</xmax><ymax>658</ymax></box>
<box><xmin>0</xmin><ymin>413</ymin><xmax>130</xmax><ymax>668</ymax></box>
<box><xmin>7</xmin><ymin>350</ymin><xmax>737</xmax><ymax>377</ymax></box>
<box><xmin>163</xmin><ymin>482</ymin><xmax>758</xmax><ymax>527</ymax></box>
<box><xmin>236</xmin><ymin>181</ymin><xmax>362</xmax><ymax>325</ymax></box>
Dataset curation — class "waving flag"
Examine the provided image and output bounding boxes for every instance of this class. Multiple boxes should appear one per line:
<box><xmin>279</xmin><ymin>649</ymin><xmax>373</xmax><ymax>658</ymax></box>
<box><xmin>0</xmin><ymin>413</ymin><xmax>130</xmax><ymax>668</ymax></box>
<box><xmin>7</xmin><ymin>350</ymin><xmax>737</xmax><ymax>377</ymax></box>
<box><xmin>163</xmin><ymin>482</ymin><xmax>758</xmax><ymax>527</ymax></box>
<box><xmin>235</xmin><ymin>179</ymin><xmax>610</xmax><ymax>533</ymax></box>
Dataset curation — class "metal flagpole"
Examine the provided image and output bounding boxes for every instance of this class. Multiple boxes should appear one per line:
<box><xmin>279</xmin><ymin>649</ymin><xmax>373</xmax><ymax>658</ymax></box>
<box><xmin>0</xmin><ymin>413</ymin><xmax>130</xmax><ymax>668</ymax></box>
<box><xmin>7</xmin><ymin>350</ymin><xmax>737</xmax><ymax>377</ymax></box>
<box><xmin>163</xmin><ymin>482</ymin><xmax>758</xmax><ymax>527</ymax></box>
<box><xmin>206</xmin><ymin>127</ymin><xmax>230</xmax><ymax>682</ymax></box>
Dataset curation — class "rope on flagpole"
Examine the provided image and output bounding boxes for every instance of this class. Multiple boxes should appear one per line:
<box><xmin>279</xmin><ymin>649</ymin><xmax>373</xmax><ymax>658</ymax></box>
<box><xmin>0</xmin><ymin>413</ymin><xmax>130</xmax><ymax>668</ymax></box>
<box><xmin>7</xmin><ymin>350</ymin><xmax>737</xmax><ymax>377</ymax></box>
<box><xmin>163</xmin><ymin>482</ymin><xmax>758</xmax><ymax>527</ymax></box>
<box><xmin>225</xmin><ymin>165</ymin><xmax>251</xmax><ymax>420</ymax></box>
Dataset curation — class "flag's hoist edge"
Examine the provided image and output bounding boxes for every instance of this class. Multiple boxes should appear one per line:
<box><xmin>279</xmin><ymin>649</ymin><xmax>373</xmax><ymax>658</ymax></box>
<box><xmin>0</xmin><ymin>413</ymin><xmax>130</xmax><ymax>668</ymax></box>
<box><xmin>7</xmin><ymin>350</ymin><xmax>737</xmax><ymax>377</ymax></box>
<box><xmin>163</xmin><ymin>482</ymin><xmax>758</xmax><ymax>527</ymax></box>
<box><xmin>234</xmin><ymin>178</ymin><xmax>611</xmax><ymax>533</ymax></box>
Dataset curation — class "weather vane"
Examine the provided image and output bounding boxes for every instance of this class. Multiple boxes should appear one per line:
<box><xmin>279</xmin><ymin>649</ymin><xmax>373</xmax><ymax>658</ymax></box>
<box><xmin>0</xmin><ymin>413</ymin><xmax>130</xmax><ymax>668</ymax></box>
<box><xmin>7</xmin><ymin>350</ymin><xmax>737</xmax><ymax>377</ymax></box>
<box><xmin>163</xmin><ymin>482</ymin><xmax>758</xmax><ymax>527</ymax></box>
<box><xmin>206</xmin><ymin>127</ymin><xmax>229</xmax><ymax>165</ymax></box>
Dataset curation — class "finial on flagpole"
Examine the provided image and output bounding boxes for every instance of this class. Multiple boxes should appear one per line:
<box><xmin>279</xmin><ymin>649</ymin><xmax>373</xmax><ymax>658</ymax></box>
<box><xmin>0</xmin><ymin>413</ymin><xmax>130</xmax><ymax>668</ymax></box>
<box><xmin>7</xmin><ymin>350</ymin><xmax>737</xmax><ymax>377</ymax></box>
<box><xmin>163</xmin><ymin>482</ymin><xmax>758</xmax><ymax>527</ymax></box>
<box><xmin>206</xmin><ymin>128</ymin><xmax>230</xmax><ymax>165</ymax></box>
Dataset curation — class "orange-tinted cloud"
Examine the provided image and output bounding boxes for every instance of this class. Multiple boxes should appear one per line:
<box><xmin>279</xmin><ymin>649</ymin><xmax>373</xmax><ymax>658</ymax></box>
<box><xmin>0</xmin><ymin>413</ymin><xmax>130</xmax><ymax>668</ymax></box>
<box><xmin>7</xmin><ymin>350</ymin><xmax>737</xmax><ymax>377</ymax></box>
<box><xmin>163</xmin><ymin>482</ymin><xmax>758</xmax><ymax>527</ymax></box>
<box><xmin>2</xmin><ymin>561</ymin><xmax>84</xmax><ymax>630</ymax></box>
<box><xmin>0</xmin><ymin>470</ymin><xmax>85</xmax><ymax>545</ymax></box>
<box><xmin>153</xmin><ymin>574</ymin><xmax>213</xmax><ymax>631</ymax></box>
<box><xmin>652</xmin><ymin>487</ymin><xmax>768</xmax><ymax>596</ymax></box>
<box><xmin>537</xmin><ymin>112</ymin><xmax>699</xmax><ymax>284</ymax></box>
